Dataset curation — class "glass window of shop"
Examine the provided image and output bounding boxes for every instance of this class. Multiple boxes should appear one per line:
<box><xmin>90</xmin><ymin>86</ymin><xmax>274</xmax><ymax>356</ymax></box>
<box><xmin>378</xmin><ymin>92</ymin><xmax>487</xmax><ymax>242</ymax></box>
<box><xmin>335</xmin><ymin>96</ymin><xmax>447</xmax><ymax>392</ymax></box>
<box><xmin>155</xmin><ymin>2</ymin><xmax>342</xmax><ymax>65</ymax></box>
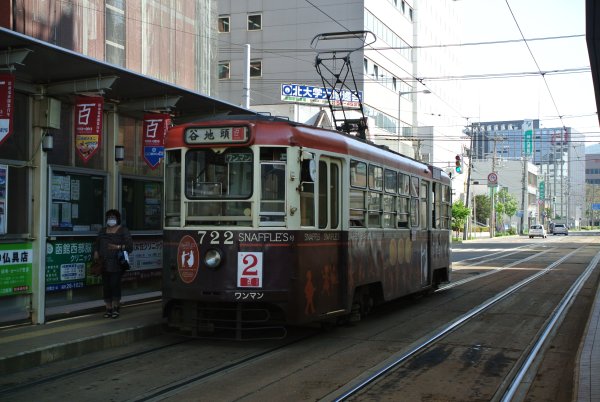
<box><xmin>44</xmin><ymin>111</ymin><xmax>163</xmax><ymax>313</ymax></box>
<box><xmin>0</xmin><ymin>92</ymin><xmax>31</xmax><ymax>238</ymax></box>
<box><xmin>0</xmin><ymin>92</ymin><xmax>33</xmax><ymax>323</ymax></box>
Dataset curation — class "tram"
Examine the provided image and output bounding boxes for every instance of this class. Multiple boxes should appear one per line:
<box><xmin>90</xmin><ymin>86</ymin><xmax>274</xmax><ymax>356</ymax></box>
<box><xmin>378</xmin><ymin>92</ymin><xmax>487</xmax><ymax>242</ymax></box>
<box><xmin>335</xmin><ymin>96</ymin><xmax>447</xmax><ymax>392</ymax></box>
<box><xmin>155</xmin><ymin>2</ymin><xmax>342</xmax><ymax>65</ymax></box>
<box><xmin>162</xmin><ymin>115</ymin><xmax>452</xmax><ymax>339</ymax></box>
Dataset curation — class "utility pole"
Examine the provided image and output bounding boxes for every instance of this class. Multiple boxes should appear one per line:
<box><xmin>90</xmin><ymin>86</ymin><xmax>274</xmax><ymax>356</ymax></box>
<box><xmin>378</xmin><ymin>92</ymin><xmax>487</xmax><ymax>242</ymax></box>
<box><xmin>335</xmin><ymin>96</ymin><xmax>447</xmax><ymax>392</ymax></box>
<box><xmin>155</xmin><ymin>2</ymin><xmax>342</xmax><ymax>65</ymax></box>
<box><xmin>462</xmin><ymin>123</ymin><xmax>475</xmax><ymax>240</ymax></box>
<box><xmin>490</xmin><ymin>135</ymin><xmax>498</xmax><ymax>238</ymax></box>
<box><xmin>520</xmin><ymin>155</ymin><xmax>527</xmax><ymax>235</ymax></box>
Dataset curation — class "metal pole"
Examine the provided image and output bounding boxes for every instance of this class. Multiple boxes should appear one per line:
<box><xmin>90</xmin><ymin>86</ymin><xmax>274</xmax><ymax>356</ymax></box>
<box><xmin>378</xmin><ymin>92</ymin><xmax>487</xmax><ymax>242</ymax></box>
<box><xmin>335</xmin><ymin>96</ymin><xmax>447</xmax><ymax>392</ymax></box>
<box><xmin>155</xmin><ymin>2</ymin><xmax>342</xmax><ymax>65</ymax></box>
<box><xmin>463</xmin><ymin>123</ymin><xmax>474</xmax><ymax>240</ymax></box>
<box><xmin>520</xmin><ymin>155</ymin><xmax>527</xmax><ymax>235</ymax></box>
<box><xmin>242</xmin><ymin>44</ymin><xmax>251</xmax><ymax>109</ymax></box>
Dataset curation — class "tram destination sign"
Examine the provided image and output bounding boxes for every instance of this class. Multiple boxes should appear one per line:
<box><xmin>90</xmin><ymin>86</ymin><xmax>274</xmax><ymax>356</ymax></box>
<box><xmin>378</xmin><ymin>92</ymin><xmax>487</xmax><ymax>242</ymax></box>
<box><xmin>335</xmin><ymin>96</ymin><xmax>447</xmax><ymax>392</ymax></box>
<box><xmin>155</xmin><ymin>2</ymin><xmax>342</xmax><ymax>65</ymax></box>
<box><xmin>185</xmin><ymin>126</ymin><xmax>248</xmax><ymax>145</ymax></box>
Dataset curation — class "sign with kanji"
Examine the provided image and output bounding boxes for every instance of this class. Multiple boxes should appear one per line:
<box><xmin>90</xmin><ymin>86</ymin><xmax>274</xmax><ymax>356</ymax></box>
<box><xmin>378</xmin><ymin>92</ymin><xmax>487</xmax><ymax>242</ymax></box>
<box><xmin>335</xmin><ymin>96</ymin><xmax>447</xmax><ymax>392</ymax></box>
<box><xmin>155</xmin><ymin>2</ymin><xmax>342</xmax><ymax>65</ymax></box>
<box><xmin>523</xmin><ymin>119</ymin><xmax>533</xmax><ymax>156</ymax></box>
<box><xmin>142</xmin><ymin>113</ymin><xmax>170</xmax><ymax>169</ymax></box>
<box><xmin>0</xmin><ymin>74</ymin><xmax>15</xmax><ymax>146</ymax></box>
<box><xmin>46</xmin><ymin>240</ymin><xmax>95</xmax><ymax>291</ymax></box>
<box><xmin>237</xmin><ymin>252</ymin><xmax>263</xmax><ymax>288</ymax></box>
<box><xmin>539</xmin><ymin>181</ymin><xmax>545</xmax><ymax>200</ymax></box>
<box><xmin>74</xmin><ymin>96</ymin><xmax>104</xmax><ymax>162</ymax></box>
<box><xmin>0</xmin><ymin>242</ymin><xmax>33</xmax><ymax>297</ymax></box>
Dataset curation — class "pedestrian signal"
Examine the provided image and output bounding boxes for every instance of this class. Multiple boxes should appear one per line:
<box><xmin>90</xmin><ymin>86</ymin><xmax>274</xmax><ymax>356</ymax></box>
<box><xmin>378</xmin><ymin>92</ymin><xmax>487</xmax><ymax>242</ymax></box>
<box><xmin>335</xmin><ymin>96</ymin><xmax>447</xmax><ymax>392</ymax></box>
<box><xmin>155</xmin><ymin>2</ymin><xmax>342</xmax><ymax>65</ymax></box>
<box><xmin>455</xmin><ymin>154</ymin><xmax>462</xmax><ymax>173</ymax></box>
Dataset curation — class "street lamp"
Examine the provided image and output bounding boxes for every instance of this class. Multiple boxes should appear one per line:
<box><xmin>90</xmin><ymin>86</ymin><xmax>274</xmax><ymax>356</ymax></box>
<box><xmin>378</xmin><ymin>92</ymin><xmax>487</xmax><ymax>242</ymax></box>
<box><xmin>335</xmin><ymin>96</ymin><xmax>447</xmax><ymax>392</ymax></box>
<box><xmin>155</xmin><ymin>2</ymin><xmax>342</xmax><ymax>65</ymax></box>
<box><xmin>398</xmin><ymin>89</ymin><xmax>431</xmax><ymax>156</ymax></box>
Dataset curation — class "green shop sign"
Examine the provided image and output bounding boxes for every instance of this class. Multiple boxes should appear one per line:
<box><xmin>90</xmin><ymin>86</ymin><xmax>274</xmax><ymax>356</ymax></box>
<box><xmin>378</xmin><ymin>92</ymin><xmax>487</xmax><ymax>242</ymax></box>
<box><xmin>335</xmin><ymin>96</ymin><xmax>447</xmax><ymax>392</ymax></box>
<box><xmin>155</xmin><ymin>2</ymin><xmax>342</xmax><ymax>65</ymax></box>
<box><xmin>0</xmin><ymin>242</ymin><xmax>33</xmax><ymax>297</ymax></box>
<box><xmin>46</xmin><ymin>240</ymin><xmax>99</xmax><ymax>291</ymax></box>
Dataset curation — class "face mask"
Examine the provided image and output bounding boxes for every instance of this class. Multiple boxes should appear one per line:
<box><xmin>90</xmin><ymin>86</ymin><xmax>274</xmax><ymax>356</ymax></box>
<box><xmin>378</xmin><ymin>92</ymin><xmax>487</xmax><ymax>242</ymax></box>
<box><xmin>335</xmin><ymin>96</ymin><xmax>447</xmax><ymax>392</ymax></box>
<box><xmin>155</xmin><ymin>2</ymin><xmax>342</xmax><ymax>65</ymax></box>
<box><xmin>106</xmin><ymin>218</ymin><xmax>117</xmax><ymax>227</ymax></box>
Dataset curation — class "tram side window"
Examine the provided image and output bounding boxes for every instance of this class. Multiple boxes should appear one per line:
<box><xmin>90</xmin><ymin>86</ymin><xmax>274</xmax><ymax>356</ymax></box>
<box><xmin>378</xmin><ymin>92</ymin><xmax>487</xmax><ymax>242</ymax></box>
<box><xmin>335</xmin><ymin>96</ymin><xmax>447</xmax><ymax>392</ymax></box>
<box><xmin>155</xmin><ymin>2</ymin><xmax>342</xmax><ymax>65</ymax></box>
<box><xmin>410</xmin><ymin>176</ymin><xmax>419</xmax><ymax>227</ymax></box>
<box><xmin>318</xmin><ymin>161</ymin><xmax>328</xmax><ymax>229</ymax></box>
<box><xmin>420</xmin><ymin>181</ymin><xmax>429</xmax><ymax>229</ymax></box>
<box><xmin>300</xmin><ymin>152</ymin><xmax>316</xmax><ymax>227</ymax></box>
<box><xmin>330</xmin><ymin>163</ymin><xmax>340</xmax><ymax>229</ymax></box>
<box><xmin>432</xmin><ymin>182</ymin><xmax>441</xmax><ymax>229</ymax></box>
<box><xmin>350</xmin><ymin>160</ymin><xmax>367</xmax><ymax>227</ymax></box>
<box><xmin>383</xmin><ymin>169</ymin><xmax>397</xmax><ymax>228</ymax></box>
<box><xmin>397</xmin><ymin>173</ymin><xmax>410</xmax><ymax>228</ymax></box>
<box><xmin>368</xmin><ymin>165</ymin><xmax>383</xmax><ymax>227</ymax></box>
<box><xmin>442</xmin><ymin>184</ymin><xmax>451</xmax><ymax>229</ymax></box>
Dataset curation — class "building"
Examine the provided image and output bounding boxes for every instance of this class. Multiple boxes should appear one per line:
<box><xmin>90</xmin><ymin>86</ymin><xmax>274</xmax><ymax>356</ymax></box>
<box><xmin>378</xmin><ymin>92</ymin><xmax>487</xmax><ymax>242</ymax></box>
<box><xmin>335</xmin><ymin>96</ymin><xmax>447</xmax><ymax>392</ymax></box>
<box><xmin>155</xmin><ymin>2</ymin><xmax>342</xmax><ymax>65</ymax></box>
<box><xmin>0</xmin><ymin>0</ymin><xmax>218</xmax><ymax>95</ymax></box>
<box><xmin>215</xmin><ymin>0</ymin><xmax>464</xmax><ymax>170</ymax></box>
<box><xmin>470</xmin><ymin>119</ymin><xmax>585</xmax><ymax>228</ymax></box>
<box><xmin>469</xmin><ymin>158</ymin><xmax>539</xmax><ymax>232</ymax></box>
<box><xmin>0</xmin><ymin>2</ymin><xmax>249</xmax><ymax>325</ymax></box>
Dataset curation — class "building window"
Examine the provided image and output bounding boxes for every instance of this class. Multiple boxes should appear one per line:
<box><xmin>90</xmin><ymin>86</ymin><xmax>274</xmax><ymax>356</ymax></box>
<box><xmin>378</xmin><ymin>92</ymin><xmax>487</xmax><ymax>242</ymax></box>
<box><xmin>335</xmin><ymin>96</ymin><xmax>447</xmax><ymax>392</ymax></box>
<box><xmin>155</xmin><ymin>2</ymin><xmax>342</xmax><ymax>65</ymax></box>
<box><xmin>250</xmin><ymin>60</ymin><xmax>262</xmax><ymax>77</ymax></box>
<box><xmin>49</xmin><ymin>168</ymin><xmax>107</xmax><ymax>235</ymax></box>
<box><xmin>248</xmin><ymin>14</ymin><xmax>262</xmax><ymax>31</ymax></box>
<box><xmin>218</xmin><ymin>16</ymin><xmax>230</xmax><ymax>33</ymax></box>
<box><xmin>105</xmin><ymin>0</ymin><xmax>126</xmax><ymax>67</ymax></box>
<box><xmin>218</xmin><ymin>62</ymin><xmax>230</xmax><ymax>79</ymax></box>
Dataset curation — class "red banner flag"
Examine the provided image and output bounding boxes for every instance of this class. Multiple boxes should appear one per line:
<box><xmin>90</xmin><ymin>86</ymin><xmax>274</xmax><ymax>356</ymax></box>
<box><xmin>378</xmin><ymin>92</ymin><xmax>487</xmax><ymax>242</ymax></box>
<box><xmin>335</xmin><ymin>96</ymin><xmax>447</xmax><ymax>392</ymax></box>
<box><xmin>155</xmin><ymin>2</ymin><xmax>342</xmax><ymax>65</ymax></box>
<box><xmin>0</xmin><ymin>74</ymin><xmax>15</xmax><ymax>146</ymax></box>
<box><xmin>74</xmin><ymin>96</ymin><xmax>104</xmax><ymax>162</ymax></box>
<box><xmin>142</xmin><ymin>113</ymin><xmax>170</xmax><ymax>169</ymax></box>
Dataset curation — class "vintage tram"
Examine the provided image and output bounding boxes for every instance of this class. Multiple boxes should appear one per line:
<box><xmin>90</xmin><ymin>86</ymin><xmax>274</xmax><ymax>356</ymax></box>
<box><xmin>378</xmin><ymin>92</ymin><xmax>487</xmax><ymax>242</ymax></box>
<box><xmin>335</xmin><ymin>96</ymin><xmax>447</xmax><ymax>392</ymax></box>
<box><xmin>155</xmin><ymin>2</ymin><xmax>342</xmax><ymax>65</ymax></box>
<box><xmin>162</xmin><ymin>115</ymin><xmax>452</xmax><ymax>339</ymax></box>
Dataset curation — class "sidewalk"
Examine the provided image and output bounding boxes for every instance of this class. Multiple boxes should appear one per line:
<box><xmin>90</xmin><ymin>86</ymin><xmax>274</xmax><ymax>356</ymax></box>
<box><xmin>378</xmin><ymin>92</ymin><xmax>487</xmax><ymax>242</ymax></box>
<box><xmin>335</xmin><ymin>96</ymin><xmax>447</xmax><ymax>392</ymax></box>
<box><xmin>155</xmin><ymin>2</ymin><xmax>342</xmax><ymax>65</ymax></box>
<box><xmin>0</xmin><ymin>300</ymin><xmax>164</xmax><ymax>376</ymax></box>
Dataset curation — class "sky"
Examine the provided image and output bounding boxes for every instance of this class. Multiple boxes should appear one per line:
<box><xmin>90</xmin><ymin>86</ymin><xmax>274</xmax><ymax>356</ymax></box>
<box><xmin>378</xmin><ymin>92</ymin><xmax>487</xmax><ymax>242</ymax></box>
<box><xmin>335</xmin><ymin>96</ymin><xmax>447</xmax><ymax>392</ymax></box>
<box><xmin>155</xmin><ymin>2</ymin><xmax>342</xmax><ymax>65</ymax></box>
<box><xmin>453</xmin><ymin>0</ymin><xmax>598</xmax><ymax>146</ymax></box>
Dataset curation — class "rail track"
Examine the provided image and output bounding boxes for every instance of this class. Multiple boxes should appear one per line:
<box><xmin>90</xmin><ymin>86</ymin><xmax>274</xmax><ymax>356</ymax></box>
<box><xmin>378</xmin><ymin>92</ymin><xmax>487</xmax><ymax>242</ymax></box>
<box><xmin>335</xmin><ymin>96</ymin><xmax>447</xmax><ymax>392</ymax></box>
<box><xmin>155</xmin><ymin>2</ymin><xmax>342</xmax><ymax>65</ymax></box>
<box><xmin>1</xmin><ymin>237</ymin><xmax>597</xmax><ymax>402</ymax></box>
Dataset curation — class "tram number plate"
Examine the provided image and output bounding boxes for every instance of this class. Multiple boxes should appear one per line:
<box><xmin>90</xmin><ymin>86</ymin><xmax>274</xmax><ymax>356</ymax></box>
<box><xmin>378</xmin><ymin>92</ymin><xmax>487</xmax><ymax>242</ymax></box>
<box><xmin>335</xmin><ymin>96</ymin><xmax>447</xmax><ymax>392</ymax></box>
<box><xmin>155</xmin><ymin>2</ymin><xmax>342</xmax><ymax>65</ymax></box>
<box><xmin>238</xmin><ymin>252</ymin><xmax>263</xmax><ymax>288</ymax></box>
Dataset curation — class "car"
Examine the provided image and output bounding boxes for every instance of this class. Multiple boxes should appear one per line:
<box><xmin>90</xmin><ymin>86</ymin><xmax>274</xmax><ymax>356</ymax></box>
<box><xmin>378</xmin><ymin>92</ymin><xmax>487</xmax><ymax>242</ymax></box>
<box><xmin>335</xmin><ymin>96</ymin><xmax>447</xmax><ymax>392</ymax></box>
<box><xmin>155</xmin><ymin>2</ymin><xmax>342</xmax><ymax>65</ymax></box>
<box><xmin>553</xmin><ymin>223</ymin><xmax>569</xmax><ymax>235</ymax></box>
<box><xmin>529</xmin><ymin>224</ymin><xmax>547</xmax><ymax>238</ymax></box>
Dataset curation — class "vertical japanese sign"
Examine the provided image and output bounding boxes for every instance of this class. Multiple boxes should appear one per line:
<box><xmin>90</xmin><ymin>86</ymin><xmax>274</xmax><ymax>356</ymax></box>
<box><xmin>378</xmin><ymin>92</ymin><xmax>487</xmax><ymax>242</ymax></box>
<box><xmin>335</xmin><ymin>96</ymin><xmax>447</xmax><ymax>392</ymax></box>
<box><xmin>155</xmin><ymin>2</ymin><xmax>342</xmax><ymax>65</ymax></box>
<box><xmin>0</xmin><ymin>242</ymin><xmax>33</xmax><ymax>297</ymax></box>
<box><xmin>0</xmin><ymin>165</ymin><xmax>7</xmax><ymax>235</ymax></box>
<box><xmin>142</xmin><ymin>113</ymin><xmax>170</xmax><ymax>169</ymax></box>
<box><xmin>522</xmin><ymin>119</ymin><xmax>533</xmax><ymax>156</ymax></box>
<box><xmin>0</xmin><ymin>74</ymin><xmax>15</xmax><ymax>146</ymax></box>
<box><xmin>74</xmin><ymin>96</ymin><xmax>104</xmax><ymax>162</ymax></box>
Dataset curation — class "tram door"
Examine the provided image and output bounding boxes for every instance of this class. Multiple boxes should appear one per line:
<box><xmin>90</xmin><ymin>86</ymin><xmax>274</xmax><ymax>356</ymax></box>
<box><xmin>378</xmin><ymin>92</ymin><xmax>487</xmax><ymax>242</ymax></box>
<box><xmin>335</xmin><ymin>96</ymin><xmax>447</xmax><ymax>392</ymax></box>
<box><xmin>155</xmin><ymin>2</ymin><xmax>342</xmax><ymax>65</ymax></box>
<box><xmin>316</xmin><ymin>157</ymin><xmax>346</xmax><ymax>315</ymax></box>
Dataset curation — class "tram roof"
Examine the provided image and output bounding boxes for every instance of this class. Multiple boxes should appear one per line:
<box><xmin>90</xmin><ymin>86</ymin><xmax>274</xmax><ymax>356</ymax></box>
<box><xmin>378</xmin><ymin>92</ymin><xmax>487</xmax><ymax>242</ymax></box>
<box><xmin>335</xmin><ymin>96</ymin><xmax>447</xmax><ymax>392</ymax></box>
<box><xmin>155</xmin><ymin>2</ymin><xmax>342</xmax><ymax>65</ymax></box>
<box><xmin>168</xmin><ymin>115</ymin><xmax>450</xmax><ymax>181</ymax></box>
<box><xmin>0</xmin><ymin>27</ymin><xmax>255</xmax><ymax>120</ymax></box>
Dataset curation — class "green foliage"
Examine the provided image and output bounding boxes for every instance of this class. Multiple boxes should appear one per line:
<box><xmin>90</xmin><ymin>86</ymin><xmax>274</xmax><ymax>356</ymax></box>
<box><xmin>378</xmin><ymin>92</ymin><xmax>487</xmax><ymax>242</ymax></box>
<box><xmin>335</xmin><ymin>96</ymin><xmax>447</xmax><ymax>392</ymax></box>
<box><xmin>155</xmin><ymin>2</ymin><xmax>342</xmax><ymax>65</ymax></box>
<box><xmin>474</xmin><ymin>194</ymin><xmax>490</xmax><ymax>224</ymax></box>
<box><xmin>452</xmin><ymin>200</ymin><xmax>471</xmax><ymax>231</ymax></box>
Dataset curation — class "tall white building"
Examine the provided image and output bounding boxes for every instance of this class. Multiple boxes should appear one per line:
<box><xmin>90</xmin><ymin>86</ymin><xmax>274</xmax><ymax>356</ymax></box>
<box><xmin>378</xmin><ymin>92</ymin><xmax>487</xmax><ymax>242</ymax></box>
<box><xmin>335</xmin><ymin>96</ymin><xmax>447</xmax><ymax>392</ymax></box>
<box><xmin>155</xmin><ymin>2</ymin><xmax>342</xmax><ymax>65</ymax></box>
<box><xmin>216</xmin><ymin>0</ymin><xmax>464</xmax><ymax>168</ymax></box>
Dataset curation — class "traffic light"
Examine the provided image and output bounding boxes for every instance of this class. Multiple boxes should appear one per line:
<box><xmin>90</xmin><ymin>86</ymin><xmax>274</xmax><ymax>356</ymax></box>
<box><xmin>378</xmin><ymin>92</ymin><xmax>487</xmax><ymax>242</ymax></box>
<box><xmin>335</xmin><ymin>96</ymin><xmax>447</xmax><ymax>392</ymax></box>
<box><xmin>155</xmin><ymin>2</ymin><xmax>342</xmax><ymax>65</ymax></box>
<box><xmin>455</xmin><ymin>154</ymin><xmax>462</xmax><ymax>173</ymax></box>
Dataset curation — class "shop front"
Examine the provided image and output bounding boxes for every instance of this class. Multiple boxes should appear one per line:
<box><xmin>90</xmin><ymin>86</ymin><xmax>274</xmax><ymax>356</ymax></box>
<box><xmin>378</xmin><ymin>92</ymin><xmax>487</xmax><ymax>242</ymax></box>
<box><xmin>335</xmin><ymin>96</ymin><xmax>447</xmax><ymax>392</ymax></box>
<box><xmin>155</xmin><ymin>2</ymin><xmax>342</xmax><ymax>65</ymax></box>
<box><xmin>0</xmin><ymin>28</ymin><xmax>251</xmax><ymax>325</ymax></box>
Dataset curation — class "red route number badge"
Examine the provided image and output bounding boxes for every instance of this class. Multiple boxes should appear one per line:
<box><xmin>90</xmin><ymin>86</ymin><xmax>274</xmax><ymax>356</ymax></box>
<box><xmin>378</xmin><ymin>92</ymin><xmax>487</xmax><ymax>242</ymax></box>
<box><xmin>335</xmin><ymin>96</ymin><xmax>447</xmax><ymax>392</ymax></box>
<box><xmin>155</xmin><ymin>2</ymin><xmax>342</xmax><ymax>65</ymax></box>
<box><xmin>177</xmin><ymin>235</ymin><xmax>199</xmax><ymax>284</ymax></box>
<box><xmin>237</xmin><ymin>252</ymin><xmax>263</xmax><ymax>288</ymax></box>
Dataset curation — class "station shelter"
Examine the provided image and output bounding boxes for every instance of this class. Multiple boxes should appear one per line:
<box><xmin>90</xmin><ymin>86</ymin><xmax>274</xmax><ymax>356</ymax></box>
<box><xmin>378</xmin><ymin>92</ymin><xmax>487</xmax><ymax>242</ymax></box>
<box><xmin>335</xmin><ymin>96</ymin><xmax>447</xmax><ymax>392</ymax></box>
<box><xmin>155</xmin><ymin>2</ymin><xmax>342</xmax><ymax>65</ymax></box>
<box><xmin>0</xmin><ymin>27</ymin><xmax>252</xmax><ymax>325</ymax></box>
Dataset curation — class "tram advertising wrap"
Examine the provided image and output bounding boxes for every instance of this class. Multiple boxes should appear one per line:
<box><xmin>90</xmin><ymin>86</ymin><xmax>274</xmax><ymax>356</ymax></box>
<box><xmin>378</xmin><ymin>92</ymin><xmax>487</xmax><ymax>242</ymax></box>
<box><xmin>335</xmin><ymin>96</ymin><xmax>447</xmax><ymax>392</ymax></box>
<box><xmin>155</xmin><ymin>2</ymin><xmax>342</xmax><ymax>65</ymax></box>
<box><xmin>162</xmin><ymin>115</ymin><xmax>451</xmax><ymax>339</ymax></box>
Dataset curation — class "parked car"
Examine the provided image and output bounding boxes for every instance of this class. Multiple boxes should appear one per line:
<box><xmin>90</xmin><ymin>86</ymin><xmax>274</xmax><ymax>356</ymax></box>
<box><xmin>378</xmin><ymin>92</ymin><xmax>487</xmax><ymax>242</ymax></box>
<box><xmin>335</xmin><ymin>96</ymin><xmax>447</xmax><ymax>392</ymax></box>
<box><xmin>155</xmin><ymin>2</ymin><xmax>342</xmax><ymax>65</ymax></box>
<box><xmin>553</xmin><ymin>223</ymin><xmax>569</xmax><ymax>235</ymax></box>
<box><xmin>529</xmin><ymin>224</ymin><xmax>547</xmax><ymax>238</ymax></box>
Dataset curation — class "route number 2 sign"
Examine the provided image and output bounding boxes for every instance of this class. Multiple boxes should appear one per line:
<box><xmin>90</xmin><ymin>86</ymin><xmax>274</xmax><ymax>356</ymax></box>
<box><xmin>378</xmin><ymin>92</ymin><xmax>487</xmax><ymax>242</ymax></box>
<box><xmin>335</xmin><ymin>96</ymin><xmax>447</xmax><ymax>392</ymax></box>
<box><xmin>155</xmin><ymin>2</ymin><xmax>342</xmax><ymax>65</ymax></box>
<box><xmin>237</xmin><ymin>252</ymin><xmax>263</xmax><ymax>288</ymax></box>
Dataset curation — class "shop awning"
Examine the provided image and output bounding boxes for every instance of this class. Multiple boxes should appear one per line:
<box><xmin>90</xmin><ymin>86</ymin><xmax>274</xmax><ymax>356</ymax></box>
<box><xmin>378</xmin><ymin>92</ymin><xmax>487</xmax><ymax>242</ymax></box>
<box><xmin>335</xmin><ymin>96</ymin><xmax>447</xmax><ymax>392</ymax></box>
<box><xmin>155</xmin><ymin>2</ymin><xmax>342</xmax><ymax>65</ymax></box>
<box><xmin>0</xmin><ymin>27</ymin><xmax>254</xmax><ymax>121</ymax></box>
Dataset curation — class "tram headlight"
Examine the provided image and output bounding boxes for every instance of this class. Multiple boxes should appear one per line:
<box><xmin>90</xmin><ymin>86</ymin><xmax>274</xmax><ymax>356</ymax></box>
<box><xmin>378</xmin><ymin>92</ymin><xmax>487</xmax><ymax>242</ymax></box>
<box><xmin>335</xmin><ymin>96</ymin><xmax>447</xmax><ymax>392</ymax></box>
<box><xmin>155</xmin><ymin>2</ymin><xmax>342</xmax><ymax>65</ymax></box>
<box><xmin>204</xmin><ymin>248</ymin><xmax>223</xmax><ymax>269</ymax></box>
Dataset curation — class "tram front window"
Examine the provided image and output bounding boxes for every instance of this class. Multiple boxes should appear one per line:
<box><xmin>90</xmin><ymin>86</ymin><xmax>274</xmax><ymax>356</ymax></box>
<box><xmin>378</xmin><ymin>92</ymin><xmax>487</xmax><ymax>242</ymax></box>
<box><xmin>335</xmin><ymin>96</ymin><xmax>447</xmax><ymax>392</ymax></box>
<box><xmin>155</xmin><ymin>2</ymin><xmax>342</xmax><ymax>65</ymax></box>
<box><xmin>184</xmin><ymin>148</ymin><xmax>253</xmax><ymax>225</ymax></box>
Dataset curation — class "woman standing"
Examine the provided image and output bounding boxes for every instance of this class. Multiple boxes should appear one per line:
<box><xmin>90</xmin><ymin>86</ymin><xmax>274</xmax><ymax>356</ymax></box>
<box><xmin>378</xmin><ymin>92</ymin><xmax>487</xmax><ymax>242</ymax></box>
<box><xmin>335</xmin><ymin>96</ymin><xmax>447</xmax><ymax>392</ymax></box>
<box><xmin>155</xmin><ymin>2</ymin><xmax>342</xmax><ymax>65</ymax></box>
<box><xmin>93</xmin><ymin>209</ymin><xmax>133</xmax><ymax>318</ymax></box>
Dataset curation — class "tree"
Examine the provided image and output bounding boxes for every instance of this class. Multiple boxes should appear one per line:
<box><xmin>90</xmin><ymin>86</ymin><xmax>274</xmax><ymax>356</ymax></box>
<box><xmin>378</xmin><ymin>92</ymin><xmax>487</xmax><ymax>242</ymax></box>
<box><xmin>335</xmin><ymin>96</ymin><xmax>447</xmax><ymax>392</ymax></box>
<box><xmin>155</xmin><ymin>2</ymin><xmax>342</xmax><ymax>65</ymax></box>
<box><xmin>452</xmin><ymin>200</ymin><xmax>470</xmax><ymax>237</ymax></box>
<box><xmin>495</xmin><ymin>188</ymin><xmax>517</xmax><ymax>231</ymax></box>
<box><xmin>474</xmin><ymin>194</ymin><xmax>491</xmax><ymax>226</ymax></box>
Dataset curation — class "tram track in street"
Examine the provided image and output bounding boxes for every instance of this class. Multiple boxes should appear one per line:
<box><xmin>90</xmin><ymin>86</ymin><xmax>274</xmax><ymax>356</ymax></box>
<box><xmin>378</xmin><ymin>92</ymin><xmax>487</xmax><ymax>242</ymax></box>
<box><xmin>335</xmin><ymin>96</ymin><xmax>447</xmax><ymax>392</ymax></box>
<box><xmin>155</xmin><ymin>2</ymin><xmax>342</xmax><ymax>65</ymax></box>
<box><xmin>327</xmin><ymin>243</ymin><xmax>600</xmax><ymax>401</ymax></box>
<box><xmin>2</xmin><ymin>238</ymin><xmax>598</xmax><ymax>402</ymax></box>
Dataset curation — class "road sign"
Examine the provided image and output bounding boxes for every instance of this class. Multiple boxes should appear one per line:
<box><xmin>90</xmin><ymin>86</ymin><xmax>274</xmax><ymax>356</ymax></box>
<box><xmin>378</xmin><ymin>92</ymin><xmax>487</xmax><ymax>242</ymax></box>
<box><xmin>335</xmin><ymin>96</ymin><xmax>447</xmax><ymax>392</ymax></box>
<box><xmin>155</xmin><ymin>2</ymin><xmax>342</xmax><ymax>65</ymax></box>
<box><xmin>523</xmin><ymin>119</ymin><xmax>533</xmax><ymax>156</ymax></box>
<box><xmin>488</xmin><ymin>172</ymin><xmax>498</xmax><ymax>187</ymax></box>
